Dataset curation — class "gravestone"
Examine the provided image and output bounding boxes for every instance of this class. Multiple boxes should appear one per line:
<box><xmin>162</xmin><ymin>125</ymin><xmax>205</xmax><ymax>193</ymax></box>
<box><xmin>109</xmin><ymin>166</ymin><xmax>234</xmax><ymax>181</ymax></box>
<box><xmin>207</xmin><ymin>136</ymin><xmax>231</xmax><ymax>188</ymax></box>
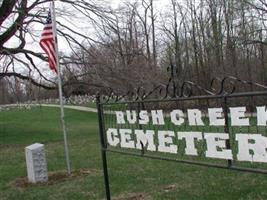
<box><xmin>25</xmin><ymin>143</ymin><xmax>48</xmax><ymax>183</ymax></box>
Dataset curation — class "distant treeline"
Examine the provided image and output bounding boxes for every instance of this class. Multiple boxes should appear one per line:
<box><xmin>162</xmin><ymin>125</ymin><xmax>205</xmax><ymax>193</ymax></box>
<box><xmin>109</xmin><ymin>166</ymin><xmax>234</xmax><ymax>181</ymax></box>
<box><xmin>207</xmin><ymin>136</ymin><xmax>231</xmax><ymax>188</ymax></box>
<box><xmin>1</xmin><ymin>0</ymin><xmax>267</xmax><ymax>104</ymax></box>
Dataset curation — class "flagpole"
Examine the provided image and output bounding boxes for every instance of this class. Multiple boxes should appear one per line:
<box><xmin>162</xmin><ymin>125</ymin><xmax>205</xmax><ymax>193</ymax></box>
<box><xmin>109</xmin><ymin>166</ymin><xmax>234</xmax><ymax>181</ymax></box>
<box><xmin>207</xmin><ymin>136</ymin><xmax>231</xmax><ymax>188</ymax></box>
<box><xmin>51</xmin><ymin>0</ymin><xmax>71</xmax><ymax>174</ymax></box>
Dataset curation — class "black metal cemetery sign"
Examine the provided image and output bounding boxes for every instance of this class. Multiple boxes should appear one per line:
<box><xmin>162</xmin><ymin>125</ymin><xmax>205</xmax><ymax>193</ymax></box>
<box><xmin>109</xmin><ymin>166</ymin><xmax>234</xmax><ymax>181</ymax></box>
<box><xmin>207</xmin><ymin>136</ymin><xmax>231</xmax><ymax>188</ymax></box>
<box><xmin>96</xmin><ymin>76</ymin><xmax>267</xmax><ymax>200</ymax></box>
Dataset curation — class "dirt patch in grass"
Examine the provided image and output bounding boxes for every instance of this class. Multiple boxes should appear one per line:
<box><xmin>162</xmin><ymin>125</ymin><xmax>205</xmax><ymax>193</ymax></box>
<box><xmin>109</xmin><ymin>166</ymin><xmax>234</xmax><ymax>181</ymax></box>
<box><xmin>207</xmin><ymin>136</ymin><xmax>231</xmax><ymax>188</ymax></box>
<box><xmin>162</xmin><ymin>184</ymin><xmax>177</xmax><ymax>193</ymax></box>
<box><xmin>113</xmin><ymin>192</ymin><xmax>151</xmax><ymax>200</ymax></box>
<box><xmin>10</xmin><ymin>168</ymin><xmax>101</xmax><ymax>190</ymax></box>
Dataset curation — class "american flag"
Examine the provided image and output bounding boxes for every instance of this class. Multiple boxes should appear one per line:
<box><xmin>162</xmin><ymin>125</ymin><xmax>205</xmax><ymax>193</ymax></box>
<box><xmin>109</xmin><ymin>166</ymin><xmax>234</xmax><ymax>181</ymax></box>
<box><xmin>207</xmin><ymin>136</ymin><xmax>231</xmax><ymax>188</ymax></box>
<box><xmin>39</xmin><ymin>9</ymin><xmax>58</xmax><ymax>73</ymax></box>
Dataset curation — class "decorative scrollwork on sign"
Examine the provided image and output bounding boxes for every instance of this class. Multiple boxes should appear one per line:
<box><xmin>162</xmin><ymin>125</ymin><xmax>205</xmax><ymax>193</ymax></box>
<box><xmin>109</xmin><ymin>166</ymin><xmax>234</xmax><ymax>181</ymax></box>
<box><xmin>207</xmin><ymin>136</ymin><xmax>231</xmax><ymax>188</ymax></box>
<box><xmin>142</xmin><ymin>84</ymin><xmax>168</xmax><ymax>100</ymax></box>
<box><xmin>210</xmin><ymin>77</ymin><xmax>236</xmax><ymax>95</ymax></box>
<box><xmin>180</xmin><ymin>81</ymin><xmax>215</xmax><ymax>97</ymax></box>
<box><xmin>98</xmin><ymin>76</ymin><xmax>267</xmax><ymax>103</ymax></box>
<box><xmin>210</xmin><ymin>76</ymin><xmax>267</xmax><ymax>95</ymax></box>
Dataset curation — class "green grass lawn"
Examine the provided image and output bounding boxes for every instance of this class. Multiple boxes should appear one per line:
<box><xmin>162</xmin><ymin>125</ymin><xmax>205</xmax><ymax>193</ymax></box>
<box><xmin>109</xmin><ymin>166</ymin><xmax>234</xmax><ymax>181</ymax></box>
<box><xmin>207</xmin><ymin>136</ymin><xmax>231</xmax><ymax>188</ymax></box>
<box><xmin>1</xmin><ymin>107</ymin><xmax>267</xmax><ymax>200</ymax></box>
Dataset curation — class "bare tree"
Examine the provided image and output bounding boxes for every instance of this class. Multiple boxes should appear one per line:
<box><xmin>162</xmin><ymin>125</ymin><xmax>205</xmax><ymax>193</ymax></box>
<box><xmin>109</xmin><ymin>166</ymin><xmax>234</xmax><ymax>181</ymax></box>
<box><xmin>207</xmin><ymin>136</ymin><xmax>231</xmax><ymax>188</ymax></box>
<box><xmin>0</xmin><ymin>0</ymin><xmax>107</xmax><ymax>90</ymax></box>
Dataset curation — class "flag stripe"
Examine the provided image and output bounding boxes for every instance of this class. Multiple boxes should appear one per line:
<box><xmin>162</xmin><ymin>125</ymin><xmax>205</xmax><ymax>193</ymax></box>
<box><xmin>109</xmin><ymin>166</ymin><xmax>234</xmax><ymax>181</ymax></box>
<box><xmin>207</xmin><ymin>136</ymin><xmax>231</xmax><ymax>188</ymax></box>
<box><xmin>41</xmin><ymin>31</ymin><xmax>53</xmax><ymax>35</ymax></box>
<box><xmin>45</xmin><ymin>41</ymin><xmax>57</xmax><ymax>65</ymax></box>
<box><xmin>39</xmin><ymin>9</ymin><xmax>58</xmax><ymax>73</ymax></box>
<box><xmin>40</xmin><ymin>41</ymin><xmax>57</xmax><ymax>70</ymax></box>
<box><xmin>41</xmin><ymin>40</ymin><xmax>57</xmax><ymax>68</ymax></box>
<box><xmin>40</xmin><ymin>35</ymin><xmax>54</xmax><ymax>40</ymax></box>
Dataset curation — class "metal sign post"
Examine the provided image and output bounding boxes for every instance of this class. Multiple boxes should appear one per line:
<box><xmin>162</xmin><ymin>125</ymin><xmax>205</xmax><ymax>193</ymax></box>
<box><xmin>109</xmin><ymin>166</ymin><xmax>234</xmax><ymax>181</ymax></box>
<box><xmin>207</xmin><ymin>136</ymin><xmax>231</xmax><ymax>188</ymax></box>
<box><xmin>96</xmin><ymin>95</ymin><xmax>111</xmax><ymax>200</ymax></box>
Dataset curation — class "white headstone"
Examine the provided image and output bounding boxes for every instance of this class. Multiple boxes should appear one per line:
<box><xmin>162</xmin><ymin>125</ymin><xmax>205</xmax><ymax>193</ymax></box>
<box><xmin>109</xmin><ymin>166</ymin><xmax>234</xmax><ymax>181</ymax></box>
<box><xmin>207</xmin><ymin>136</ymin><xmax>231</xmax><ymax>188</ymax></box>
<box><xmin>25</xmin><ymin>143</ymin><xmax>48</xmax><ymax>183</ymax></box>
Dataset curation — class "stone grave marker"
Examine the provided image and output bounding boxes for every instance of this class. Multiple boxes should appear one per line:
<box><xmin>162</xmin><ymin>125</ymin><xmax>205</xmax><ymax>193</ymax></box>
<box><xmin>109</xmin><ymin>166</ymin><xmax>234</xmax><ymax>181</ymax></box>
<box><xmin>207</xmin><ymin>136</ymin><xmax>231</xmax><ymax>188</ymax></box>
<box><xmin>25</xmin><ymin>143</ymin><xmax>48</xmax><ymax>183</ymax></box>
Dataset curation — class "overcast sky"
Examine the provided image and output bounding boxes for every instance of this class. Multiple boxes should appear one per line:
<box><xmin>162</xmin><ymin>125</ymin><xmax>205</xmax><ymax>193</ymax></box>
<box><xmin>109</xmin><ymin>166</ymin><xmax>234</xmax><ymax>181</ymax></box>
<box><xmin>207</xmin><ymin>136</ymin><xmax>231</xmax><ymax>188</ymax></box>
<box><xmin>3</xmin><ymin>0</ymin><xmax>170</xmax><ymax>79</ymax></box>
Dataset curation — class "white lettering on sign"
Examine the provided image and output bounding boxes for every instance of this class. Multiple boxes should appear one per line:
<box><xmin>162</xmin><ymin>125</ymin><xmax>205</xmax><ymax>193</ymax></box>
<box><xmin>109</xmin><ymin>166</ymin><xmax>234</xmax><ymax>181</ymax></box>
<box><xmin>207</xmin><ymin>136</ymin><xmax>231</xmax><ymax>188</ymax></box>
<box><xmin>106</xmin><ymin>128</ymin><xmax>267</xmax><ymax>163</ymax></box>
<box><xmin>208</xmin><ymin>108</ymin><xmax>225</xmax><ymax>126</ymax></box>
<box><xmin>135</xmin><ymin>129</ymin><xmax>156</xmax><ymax>151</ymax></box>
<box><xmin>177</xmin><ymin>132</ymin><xmax>202</xmax><ymax>155</ymax></box>
<box><xmin>114</xmin><ymin>106</ymin><xmax>267</xmax><ymax>127</ymax></box>
<box><xmin>158</xmin><ymin>131</ymin><xmax>177</xmax><ymax>153</ymax></box>
<box><xmin>236</xmin><ymin>134</ymin><xmax>267</xmax><ymax>163</ymax></box>
<box><xmin>188</xmin><ymin>109</ymin><xmax>204</xmax><ymax>126</ymax></box>
<box><xmin>139</xmin><ymin>110</ymin><xmax>149</xmax><ymax>125</ymax></box>
<box><xmin>151</xmin><ymin>110</ymin><xmax>165</xmax><ymax>125</ymax></box>
<box><xmin>107</xmin><ymin>128</ymin><xmax>120</xmax><ymax>146</ymax></box>
<box><xmin>109</xmin><ymin>105</ymin><xmax>267</xmax><ymax>163</ymax></box>
<box><xmin>230</xmin><ymin>107</ymin><xmax>249</xmax><ymax>126</ymax></box>
<box><xmin>204</xmin><ymin>133</ymin><xmax>233</xmax><ymax>160</ymax></box>
<box><xmin>126</xmin><ymin>111</ymin><xmax>137</xmax><ymax>124</ymax></box>
<box><xmin>115</xmin><ymin>111</ymin><xmax>125</xmax><ymax>124</ymax></box>
<box><xmin>120</xmin><ymin>129</ymin><xmax>135</xmax><ymax>149</ymax></box>
<box><xmin>257</xmin><ymin>106</ymin><xmax>267</xmax><ymax>126</ymax></box>
<box><xmin>170</xmin><ymin>110</ymin><xmax>185</xmax><ymax>125</ymax></box>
